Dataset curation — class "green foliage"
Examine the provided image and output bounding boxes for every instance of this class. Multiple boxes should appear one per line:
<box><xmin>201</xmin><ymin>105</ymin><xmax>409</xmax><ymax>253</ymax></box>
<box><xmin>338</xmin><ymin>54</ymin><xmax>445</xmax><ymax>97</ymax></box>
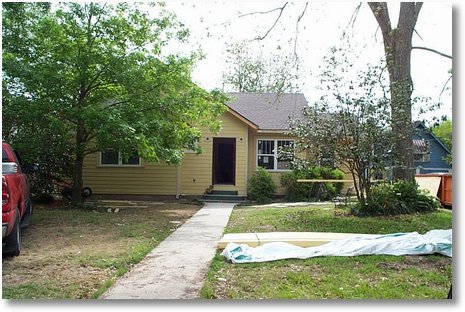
<box><xmin>280</xmin><ymin>167</ymin><xmax>344</xmax><ymax>201</ymax></box>
<box><xmin>247</xmin><ymin>167</ymin><xmax>276</xmax><ymax>204</ymax></box>
<box><xmin>2</xmin><ymin>3</ymin><xmax>227</xmax><ymax>203</ymax></box>
<box><xmin>351</xmin><ymin>180</ymin><xmax>441</xmax><ymax>216</ymax></box>
<box><xmin>288</xmin><ymin>47</ymin><xmax>392</xmax><ymax>205</ymax></box>
<box><xmin>432</xmin><ymin>118</ymin><xmax>452</xmax><ymax>165</ymax></box>
<box><xmin>17</xmin><ymin>136</ymin><xmax>73</xmax><ymax>195</ymax></box>
<box><xmin>280</xmin><ymin>171</ymin><xmax>309</xmax><ymax>202</ymax></box>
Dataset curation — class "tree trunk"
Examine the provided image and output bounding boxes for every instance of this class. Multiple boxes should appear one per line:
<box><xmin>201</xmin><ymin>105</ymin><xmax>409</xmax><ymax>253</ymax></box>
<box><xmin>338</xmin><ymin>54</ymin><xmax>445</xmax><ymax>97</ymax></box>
<box><xmin>368</xmin><ymin>2</ymin><xmax>423</xmax><ymax>182</ymax></box>
<box><xmin>71</xmin><ymin>122</ymin><xmax>86</xmax><ymax>206</ymax></box>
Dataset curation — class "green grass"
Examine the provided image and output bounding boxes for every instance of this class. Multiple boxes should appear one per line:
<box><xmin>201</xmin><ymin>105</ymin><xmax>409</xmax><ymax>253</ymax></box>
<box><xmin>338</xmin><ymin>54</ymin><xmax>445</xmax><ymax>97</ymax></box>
<box><xmin>200</xmin><ymin>205</ymin><xmax>452</xmax><ymax>299</ymax></box>
<box><xmin>226</xmin><ymin>205</ymin><xmax>452</xmax><ymax>234</ymax></box>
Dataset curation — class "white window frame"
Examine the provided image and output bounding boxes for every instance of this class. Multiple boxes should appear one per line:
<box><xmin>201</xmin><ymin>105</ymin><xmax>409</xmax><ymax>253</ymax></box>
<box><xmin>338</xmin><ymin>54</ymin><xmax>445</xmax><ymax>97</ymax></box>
<box><xmin>256</xmin><ymin>139</ymin><xmax>294</xmax><ymax>171</ymax></box>
<box><xmin>99</xmin><ymin>150</ymin><xmax>142</xmax><ymax>167</ymax></box>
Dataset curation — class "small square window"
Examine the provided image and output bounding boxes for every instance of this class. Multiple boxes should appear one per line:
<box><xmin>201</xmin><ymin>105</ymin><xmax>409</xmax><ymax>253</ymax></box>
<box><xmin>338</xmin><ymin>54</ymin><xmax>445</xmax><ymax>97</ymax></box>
<box><xmin>258</xmin><ymin>155</ymin><xmax>275</xmax><ymax>170</ymax></box>
<box><xmin>122</xmin><ymin>154</ymin><xmax>140</xmax><ymax>165</ymax></box>
<box><xmin>101</xmin><ymin>150</ymin><xmax>119</xmax><ymax>165</ymax></box>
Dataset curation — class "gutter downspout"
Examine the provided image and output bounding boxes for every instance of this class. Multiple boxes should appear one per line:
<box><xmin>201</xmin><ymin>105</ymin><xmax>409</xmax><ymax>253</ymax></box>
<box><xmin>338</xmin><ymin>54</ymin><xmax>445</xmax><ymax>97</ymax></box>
<box><xmin>176</xmin><ymin>165</ymin><xmax>181</xmax><ymax>199</ymax></box>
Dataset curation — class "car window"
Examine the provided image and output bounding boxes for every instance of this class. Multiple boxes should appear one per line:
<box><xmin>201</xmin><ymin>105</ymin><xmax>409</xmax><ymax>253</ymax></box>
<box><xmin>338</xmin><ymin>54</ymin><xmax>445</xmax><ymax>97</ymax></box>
<box><xmin>13</xmin><ymin>150</ymin><xmax>23</xmax><ymax>167</ymax></box>
<box><xmin>2</xmin><ymin>147</ymin><xmax>10</xmax><ymax>162</ymax></box>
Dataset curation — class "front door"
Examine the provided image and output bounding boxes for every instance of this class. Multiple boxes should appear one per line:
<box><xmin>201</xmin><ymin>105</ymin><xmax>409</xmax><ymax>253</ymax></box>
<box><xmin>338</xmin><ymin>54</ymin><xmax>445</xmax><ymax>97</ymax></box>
<box><xmin>212</xmin><ymin>138</ymin><xmax>236</xmax><ymax>185</ymax></box>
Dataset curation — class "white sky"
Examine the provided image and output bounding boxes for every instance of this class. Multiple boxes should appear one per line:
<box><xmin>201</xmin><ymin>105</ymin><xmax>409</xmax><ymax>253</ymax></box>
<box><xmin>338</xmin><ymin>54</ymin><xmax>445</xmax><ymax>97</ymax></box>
<box><xmin>163</xmin><ymin>1</ymin><xmax>453</xmax><ymax>124</ymax></box>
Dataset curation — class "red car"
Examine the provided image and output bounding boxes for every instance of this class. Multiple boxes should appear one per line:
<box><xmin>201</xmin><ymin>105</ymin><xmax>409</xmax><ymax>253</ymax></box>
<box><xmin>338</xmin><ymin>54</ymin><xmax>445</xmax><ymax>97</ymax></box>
<box><xmin>2</xmin><ymin>142</ymin><xmax>34</xmax><ymax>257</ymax></box>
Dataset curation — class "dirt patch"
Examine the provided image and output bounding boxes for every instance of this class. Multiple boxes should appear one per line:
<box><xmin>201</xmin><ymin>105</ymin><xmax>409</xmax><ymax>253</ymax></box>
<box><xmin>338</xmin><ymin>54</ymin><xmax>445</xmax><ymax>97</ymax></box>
<box><xmin>376</xmin><ymin>255</ymin><xmax>451</xmax><ymax>271</ymax></box>
<box><xmin>2</xmin><ymin>201</ymin><xmax>201</xmax><ymax>299</ymax></box>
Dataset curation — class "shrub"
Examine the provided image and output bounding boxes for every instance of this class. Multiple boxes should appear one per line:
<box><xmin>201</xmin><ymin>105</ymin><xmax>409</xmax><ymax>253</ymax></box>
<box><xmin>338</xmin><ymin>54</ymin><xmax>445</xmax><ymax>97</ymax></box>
<box><xmin>248</xmin><ymin>167</ymin><xmax>276</xmax><ymax>204</ymax></box>
<box><xmin>280</xmin><ymin>166</ymin><xmax>345</xmax><ymax>201</ymax></box>
<box><xmin>280</xmin><ymin>171</ymin><xmax>310</xmax><ymax>201</ymax></box>
<box><xmin>33</xmin><ymin>193</ymin><xmax>55</xmax><ymax>204</ymax></box>
<box><xmin>351</xmin><ymin>180</ymin><xmax>441</xmax><ymax>216</ymax></box>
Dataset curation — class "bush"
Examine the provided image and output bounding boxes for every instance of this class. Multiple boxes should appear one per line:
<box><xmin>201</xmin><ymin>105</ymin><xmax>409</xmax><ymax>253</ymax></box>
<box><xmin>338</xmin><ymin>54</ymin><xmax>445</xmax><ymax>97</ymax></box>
<box><xmin>351</xmin><ymin>180</ymin><xmax>441</xmax><ymax>216</ymax></box>
<box><xmin>280</xmin><ymin>166</ymin><xmax>345</xmax><ymax>201</ymax></box>
<box><xmin>33</xmin><ymin>193</ymin><xmax>55</xmax><ymax>204</ymax></box>
<box><xmin>279</xmin><ymin>171</ymin><xmax>310</xmax><ymax>201</ymax></box>
<box><xmin>248</xmin><ymin>167</ymin><xmax>276</xmax><ymax>204</ymax></box>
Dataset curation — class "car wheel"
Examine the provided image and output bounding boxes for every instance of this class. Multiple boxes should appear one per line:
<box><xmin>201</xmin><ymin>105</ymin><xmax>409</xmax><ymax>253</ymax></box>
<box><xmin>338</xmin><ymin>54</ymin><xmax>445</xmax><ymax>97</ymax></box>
<box><xmin>4</xmin><ymin>209</ymin><xmax>21</xmax><ymax>257</ymax></box>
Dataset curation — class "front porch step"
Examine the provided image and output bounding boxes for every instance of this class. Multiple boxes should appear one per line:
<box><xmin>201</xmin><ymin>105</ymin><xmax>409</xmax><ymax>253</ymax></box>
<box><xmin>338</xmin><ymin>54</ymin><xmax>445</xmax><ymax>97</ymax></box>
<box><xmin>201</xmin><ymin>194</ymin><xmax>245</xmax><ymax>203</ymax></box>
<box><xmin>210</xmin><ymin>190</ymin><xmax>238</xmax><ymax>196</ymax></box>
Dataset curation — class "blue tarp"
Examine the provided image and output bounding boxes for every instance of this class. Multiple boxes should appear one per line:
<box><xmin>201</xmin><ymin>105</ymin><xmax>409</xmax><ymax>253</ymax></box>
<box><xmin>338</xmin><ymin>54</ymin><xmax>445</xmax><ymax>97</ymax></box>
<box><xmin>221</xmin><ymin>229</ymin><xmax>452</xmax><ymax>263</ymax></box>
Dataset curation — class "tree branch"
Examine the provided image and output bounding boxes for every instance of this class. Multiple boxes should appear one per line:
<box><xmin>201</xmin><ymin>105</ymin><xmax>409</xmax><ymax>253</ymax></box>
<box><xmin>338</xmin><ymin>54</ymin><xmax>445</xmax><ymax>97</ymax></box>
<box><xmin>368</xmin><ymin>2</ymin><xmax>392</xmax><ymax>38</ymax></box>
<box><xmin>440</xmin><ymin>74</ymin><xmax>452</xmax><ymax>97</ymax></box>
<box><xmin>251</xmin><ymin>2</ymin><xmax>289</xmax><ymax>41</ymax></box>
<box><xmin>398</xmin><ymin>2</ymin><xmax>422</xmax><ymax>32</ymax></box>
<box><xmin>294</xmin><ymin>2</ymin><xmax>308</xmax><ymax>57</ymax></box>
<box><xmin>345</xmin><ymin>2</ymin><xmax>362</xmax><ymax>31</ymax></box>
<box><xmin>411</xmin><ymin>46</ymin><xmax>452</xmax><ymax>59</ymax></box>
<box><xmin>238</xmin><ymin>3</ymin><xmax>288</xmax><ymax>18</ymax></box>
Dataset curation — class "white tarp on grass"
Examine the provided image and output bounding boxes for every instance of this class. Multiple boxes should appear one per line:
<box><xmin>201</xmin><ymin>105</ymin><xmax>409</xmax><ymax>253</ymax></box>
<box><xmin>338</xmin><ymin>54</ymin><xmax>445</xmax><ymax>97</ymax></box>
<box><xmin>221</xmin><ymin>229</ymin><xmax>452</xmax><ymax>263</ymax></box>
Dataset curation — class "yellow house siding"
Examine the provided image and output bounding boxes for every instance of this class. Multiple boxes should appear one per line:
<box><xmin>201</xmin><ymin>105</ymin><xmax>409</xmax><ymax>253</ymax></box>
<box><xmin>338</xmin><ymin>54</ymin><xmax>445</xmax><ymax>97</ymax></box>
<box><xmin>82</xmin><ymin>153</ymin><xmax>177</xmax><ymax>195</ymax></box>
<box><xmin>83</xmin><ymin>113</ymin><xmax>312</xmax><ymax>197</ymax></box>
<box><xmin>180</xmin><ymin>111</ymin><xmax>249</xmax><ymax>196</ymax></box>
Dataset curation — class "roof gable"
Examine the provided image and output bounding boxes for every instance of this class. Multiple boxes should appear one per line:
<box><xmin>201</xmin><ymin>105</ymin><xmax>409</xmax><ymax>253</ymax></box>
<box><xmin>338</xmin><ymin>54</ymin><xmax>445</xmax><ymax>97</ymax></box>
<box><xmin>226</xmin><ymin>93</ymin><xmax>308</xmax><ymax>131</ymax></box>
<box><xmin>414</xmin><ymin>121</ymin><xmax>451</xmax><ymax>154</ymax></box>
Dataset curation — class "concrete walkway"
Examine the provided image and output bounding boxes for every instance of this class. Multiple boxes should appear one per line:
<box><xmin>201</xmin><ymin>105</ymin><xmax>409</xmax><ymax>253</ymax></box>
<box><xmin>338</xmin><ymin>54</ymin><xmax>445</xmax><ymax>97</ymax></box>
<box><xmin>100</xmin><ymin>202</ymin><xmax>235</xmax><ymax>299</ymax></box>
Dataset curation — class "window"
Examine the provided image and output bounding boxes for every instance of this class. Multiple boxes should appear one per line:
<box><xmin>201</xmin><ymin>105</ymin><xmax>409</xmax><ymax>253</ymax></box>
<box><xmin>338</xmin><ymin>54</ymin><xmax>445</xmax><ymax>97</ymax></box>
<box><xmin>257</xmin><ymin>139</ymin><xmax>294</xmax><ymax>171</ymax></box>
<box><xmin>100</xmin><ymin>150</ymin><xmax>141</xmax><ymax>166</ymax></box>
<box><xmin>413</xmin><ymin>139</ymin><xmax>430</xmax><ymax>163</ymax></box>
<box><xmin>257</xmin><ymin>140</ymin><xmax>275</xmax><ymax>170</ymax></box>
<box><xmin>277</xmin><ymin>140</ymin><xmax>294</xmax><ymax>170</ymax></box>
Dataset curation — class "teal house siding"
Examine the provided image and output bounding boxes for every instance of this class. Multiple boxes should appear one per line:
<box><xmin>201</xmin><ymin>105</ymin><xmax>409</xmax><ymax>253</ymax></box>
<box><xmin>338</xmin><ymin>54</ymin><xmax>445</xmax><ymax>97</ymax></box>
<box><xmin>413</xmin><ymin>121</ymin><xmax>452</xmax><ymax>174</ymax></box>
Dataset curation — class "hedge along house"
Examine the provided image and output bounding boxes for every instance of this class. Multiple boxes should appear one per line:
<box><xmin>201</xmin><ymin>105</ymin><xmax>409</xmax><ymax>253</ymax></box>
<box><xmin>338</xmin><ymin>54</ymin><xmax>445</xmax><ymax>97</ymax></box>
<box><xmin>82</xmin><ymin>93</ymin><xmax>308</xmax><ymax>199</ymax></box>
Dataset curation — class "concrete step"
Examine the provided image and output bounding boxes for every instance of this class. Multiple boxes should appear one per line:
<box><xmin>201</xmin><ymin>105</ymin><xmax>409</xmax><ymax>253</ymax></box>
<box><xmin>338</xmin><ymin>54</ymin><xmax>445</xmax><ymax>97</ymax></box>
<box><xmin>209</xmin><ymin>190</ymin><xmax>238</xmax><ymax>196</ymax></box>
<box><xmin>201</xmin><ymin>194</ymin><xmax>245</xmax><ymax>203</ymax></box>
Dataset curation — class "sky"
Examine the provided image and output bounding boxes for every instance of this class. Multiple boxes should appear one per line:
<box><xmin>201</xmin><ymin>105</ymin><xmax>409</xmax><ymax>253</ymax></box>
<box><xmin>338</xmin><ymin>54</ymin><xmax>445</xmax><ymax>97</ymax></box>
<box><xmin>163</xmin><ymin>1</ymin><xmax>453</xmax><ymax>124</ymax></box>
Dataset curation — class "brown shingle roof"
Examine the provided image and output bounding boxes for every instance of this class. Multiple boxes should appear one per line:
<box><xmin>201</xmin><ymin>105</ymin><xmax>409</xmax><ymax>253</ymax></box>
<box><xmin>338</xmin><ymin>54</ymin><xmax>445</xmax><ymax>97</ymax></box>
<box><xmin>226</xmin><ymin>93</ymin><xmax>308</xmax><ymax>131</ymax></box>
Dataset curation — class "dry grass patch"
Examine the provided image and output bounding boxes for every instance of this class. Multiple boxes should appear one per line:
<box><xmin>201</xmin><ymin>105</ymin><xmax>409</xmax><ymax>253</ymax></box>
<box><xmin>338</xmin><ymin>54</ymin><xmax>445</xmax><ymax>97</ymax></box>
<box><xmin>2</xmin><ymin>200</ymin><xmax>201</xmax><ymax>299</ymax></box>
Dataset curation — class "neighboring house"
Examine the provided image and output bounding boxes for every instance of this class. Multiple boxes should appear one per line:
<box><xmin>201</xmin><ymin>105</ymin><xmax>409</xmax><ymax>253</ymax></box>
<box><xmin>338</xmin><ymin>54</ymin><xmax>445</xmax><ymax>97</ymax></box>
<box><xmin>413</xmin><ymin>121</ymin><xmax>452</xmax><ymax>174</ymax></box>
<box><xmin>82</xmin><ymin>93</ymin><xmax>308</xmax><ymax>198</ymax></box>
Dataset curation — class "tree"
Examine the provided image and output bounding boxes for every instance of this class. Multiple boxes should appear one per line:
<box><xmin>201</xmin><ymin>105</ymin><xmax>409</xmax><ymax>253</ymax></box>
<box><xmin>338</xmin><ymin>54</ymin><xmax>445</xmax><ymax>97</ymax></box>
<box><xmin>222</xmin><ymin>41</ymin><xmax>300</xmax><ymax>93</ymax></box>
<box><xmin>432</xmin><ymin>118</ymin><xmax>452</xmax><ymax>165</ymax></box>
<box><xmin>288</xmin><ymin>49</ymin><xmax>392</xmax><ymax>206</ymax></box>
<box><xmin>2</xmin><ymin>2</ymin><xmax>73</xmax><ymax>195</ymax></box>
<box><xmin>237</xmin><ymin>2</ymin><xmax>451</xmax><ymax>182</ymax></box>
<box><xmin>367</xmin><ymin>2</ymin><xmax>423</xmax><ymax>182</ymax></box>
<box><xmin>2</xmin><ymin>2</ymin><xmax>227</xmax><ymax>205</ymax></box>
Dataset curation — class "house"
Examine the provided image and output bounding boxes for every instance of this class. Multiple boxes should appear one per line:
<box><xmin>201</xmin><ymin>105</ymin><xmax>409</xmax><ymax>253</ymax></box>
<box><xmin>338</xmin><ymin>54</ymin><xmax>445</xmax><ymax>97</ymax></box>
<box><xmin>82</xmin><ymin>93</ymin><xmax>308</xmax><ymax>199</ymax></box>
<box><xmin>413</xmin><ymin>121</ymin><xmax>452</xmax><ymax>174</ymax></box>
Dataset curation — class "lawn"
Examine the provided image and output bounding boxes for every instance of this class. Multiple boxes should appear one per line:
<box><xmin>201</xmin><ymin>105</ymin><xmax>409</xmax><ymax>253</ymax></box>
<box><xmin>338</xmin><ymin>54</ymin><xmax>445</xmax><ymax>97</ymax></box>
<box><xmin>2</xmin><ymin>200</ymin><xmax>201</xmax><ymax>299</ymax></box>
<box><xmin>201</xmin><ymin>204</ymin><xmax>452</xmax><ymax>299</ymax></box>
